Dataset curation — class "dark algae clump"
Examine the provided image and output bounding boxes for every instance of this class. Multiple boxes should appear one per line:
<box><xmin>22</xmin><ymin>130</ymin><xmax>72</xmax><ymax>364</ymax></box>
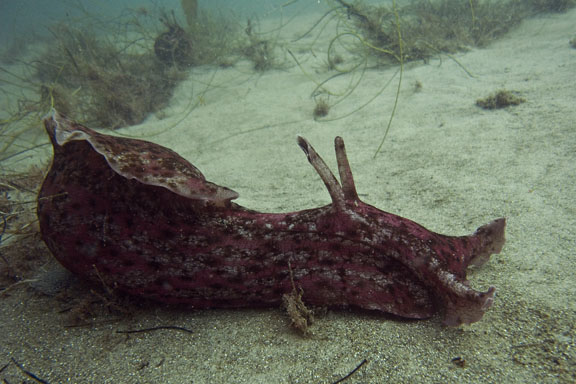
<box><xmin>476</xmin><ymin>90</ymin><xmax>526</xmax><ymax>109</ymax></box>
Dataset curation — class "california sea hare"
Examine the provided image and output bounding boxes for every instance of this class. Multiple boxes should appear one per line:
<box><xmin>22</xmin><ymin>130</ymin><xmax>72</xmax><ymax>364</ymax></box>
<box><xmin>37</xmin><ymin>110</ymin><xmax>506</xmax><ymax>326</ymax></box>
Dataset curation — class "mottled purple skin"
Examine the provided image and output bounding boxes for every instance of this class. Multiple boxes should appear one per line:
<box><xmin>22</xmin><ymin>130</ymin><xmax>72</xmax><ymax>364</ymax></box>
<box><xmin>37</xmin><ymin>110</ymin><xmax>506</xmax><ymax>326</ymax></box>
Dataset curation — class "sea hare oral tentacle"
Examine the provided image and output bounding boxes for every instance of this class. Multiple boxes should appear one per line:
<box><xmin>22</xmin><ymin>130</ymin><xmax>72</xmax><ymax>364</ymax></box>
<box><xmin>37</xmin><ymin>110</ymin><xmax>506</xmax><ymax>326</ymax></box>
<box><xmin>297</xmin><ymin>136</ymin><xmax>347</xmax><ymax>208</ymax></box>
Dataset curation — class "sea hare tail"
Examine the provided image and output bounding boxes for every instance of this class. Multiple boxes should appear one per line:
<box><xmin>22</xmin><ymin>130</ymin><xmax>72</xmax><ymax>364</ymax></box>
<box><xmin>440</xmin><ymin>218</ymin><xmax>505</xmax><ymax>325</ymax></box>
<box><xmin>469</xmin><ymin>218</ymin><xmax>507</xmax><ymax>267</ymax></box>
<box><xmin>443</xmin><ymin>286</ymin><xmax>496</xmax><ymax>326</ymax></box>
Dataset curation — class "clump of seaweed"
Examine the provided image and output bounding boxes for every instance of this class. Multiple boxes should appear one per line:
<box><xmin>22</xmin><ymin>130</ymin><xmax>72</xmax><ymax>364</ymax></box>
<box><xmin>0</xmin><ymin>166</ymin><xmax>48</xmax><ymax>297</ymax></box>
<box><xmin>330</xmin><ymin>0</ymin><xmax>527</xmax><ymax>64</ymax></box>
<box><xmin>168</xmin><ymin>3</ymin><xmax>242</xmax><ymax>69</ymax></box>
<box><xmin>328</xmin><ymin>0</ymin><xmax>575</xmax><ymax>66</ymax></box>
<box><xmin>476</xmin><ymin>89</ymin><xmax>526</xmax><ymax>109</ymax></box>
<box><xmin>154</xmin><ymin>12</ymin><xmax>194</xmax><ymax>68</ymax></box>
<box><xmin>405</xmin><ymin>0</ymin><xmax>526</xmax><ymax>53</ymax></box>
<box><xmin>297</xmin><ymin>0</ymin><xmax>575</xmax><ymax>156</ymax></box>
<box><xmin>283</xmin><ymin>264</ymin><xmax>314</xmax><ymax>335</ymax></box>
<box><xmin>0</xmin><ymin>69</ymin><xmax>48</xmax><ymax>165</ymax></box>
<box><xmin>328</xmin><ymin>0</ymin><xmax>402</xmax><ymax>64</ymax></box>
<box><xmin>313</xmin><ymin>96</ymin><xmax>331</xmax><ymax>119</ymax></box>
<box><xmin>186</xmin><ymin>11</ymin><xmax>242</xmax><ymax>67</ymax></box>
<box><xmin>413</xmin><ymin>80</ymin><xmax>423</xmax><ymax>93</ymax></box>
<box><xmin>33</xmin><ymin>4</ymin><xmax>241</xmax><ymax>129</ymax></box>
<box><xmin>243</xmin><ymin>19</ymin><xmax>281</xmax><ymax>71</ymax></box>
<box><xmin>35</xmin><ymin>21</ymin><xmax>186</xmax><ymax>129</ymax></box>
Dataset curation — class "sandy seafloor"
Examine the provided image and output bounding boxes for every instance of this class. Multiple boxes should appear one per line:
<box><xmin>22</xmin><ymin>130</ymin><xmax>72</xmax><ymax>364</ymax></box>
<box><xmin>1</xmin><ymin>5</ymin><xmax>575</xmax><ymax>384</ymax></box>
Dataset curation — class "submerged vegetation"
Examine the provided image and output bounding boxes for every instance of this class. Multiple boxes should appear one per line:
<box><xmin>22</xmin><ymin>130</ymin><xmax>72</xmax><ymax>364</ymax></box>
<box><xmin>476</xmin><ymin>89</ymin><xmax>526</xmax><ymax>109</ymax></box>
<box><xmin>0</xmin><ymin>0</ymin><xmax>574</xmax><ymax>166</ymax></box>
<box><xmin>34</xmin><ymin>6</ymin><xmax>241</xmax><ymax>129</ymax></box>
<box><xmin>319</xmin><ymin>0</ymin><xmax>576</xmax><ymax>74</ymax></box>
<box><xmin>36</xmin><ymin>22</ymin><xmax>187</xmax><ymax>129</ymax></box>
<box><xmin>300</xmin><ymin>0</ymin><xmax>575</xmax><ymax>154</ymax></box>
<box><xmin>326</xmin><ymin>0</ymin><xmax>575</xmax><ymax>65</ymax></box>
<box><xmin>0</xmin><ymin>0</ymin><xmax>283</xmax><ymax>141</ymax></box>
<box><xmin>243</xmin><ymin>19</ymin><xmax>279</xmax><ymax>72</ymax></box>
<box><xmin>313</xmin><ymin>96</ymin><xmax>331</xmax><ymax>119</ymax></box>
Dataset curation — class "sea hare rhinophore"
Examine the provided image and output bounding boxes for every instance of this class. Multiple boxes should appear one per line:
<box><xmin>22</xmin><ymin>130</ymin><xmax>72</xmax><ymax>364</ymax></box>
<box><xmin>37</xmin><ymin>110</ymin><xmax>506</xmax><ymax>326</ymax></box>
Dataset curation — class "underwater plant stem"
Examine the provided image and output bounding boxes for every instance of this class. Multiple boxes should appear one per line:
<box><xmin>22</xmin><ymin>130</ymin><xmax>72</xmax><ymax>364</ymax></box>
<box><xmin>0</xmin><ymin>142</ymin><xmax>50</xmax><ymax>163</ymax></box>
<box><xmin>469</xmin><ymin>0</ymin><xmax>477</xmax><ymax>29</ymax></box>
<box><xmin>0</xmin><ymin>67</ymin><xmax>38</xmax><ymax>90</ymax></box>
<box><xmin>287</xmin><ymin>49</ymin><xmax>321</xmax><ymax>89</ymax></box>
<box><xmin>333</xmin><ymin>0</ymin><xmax>369</xmax><ymax>26</ymax></box>
<box><xmin>292</xmin><ymin>6</ymin><xmax>339</xmax><ymax>42</ymax></box>
<box><xmin>320</xmin><ymin>67</ymin><xmax>398</xmax><ymax>122</ymax></box>
<box><xmin>374</xmin><ymin>0</ymin><xmax>403</xmax><ymax>158</ymax></box>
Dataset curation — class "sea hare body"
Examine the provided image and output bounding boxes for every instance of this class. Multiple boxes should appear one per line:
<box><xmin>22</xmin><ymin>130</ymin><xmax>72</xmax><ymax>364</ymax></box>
<box><xmin>38</xmin><ymin>110</ymin><xmax>506</xmax><ymax>326</ymax></box>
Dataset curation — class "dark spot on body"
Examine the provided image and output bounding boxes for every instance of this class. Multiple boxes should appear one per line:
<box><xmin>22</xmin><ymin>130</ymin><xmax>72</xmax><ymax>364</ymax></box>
<box><xmin>232</xmin><ymin>233</ymin><xmax>245</xmax><ymax>241</ymax></box>
<box><xmin>203</xmin><ymin>256</ymin><xmax>221</xmax><ymax>268</ymax></box>
<box><xmin>206</xmin><ymin>235</ymin><xmax>222</xmax><ymax>245</ymax></box>
<box><xmin>273</xmin><ymin>258</ymin><xmax>287</xmax><ymax>267</ymax></box>
<box><xmin>329</xmin><ymin>242</ymin><xmax>342</xmax><ymax>252</ymax></box>
<box><xmin>210</xmin><ymin>282</ymin><xmax>224</xmax><ymax>290</ymax></box>
<box><xmin>122</xmin><ymin>259</ymin><xmax>135</xmax><ymax>267</ymax></box>
<box><xmin>160</xmin><ymin>228</ymin><xmax>176</xmax><ymax>240</ymax></box>
<box><xmin>107</xmin><ymin>248</ymin><xmax>119</xmax><ymax>258</ymax></box>
<box><xmin>313</xmin><ymin>280</ymin><xmax>326</xmax><ymax>289</ymax></box>
<box><xmin>275</xmin><ymin>270</ymin><xmax>289</xmax><ymax>280</ymax></box>
<box><xmin>338</xmin><ymin>267</ymin><xmax>347</xmax><ymax>280</ymax></box>
<box><xmin>246</xmin><ymin>264</ymin><xmax>263</xmax><ymax>274</ymax></box>
<box><xmin>345</xmin><ymin>229</ymin><xmax>357</xmax><ymax>238</ymax></box>
<box><xmin>263</xmin><ymin>241</ymin><xmax>280</xmax><ymax>254</ymax></box>
<box><xmin>319</xmin><ymin>257</ymin><xmax>336</xmax><ymax>266</ymax></box>
<box><xmin>227</xmin><ymin>274</ymin><xmax>244</xmax><ymax>285</ymax></box>
<box><xmin>272</xmin><ymin>286</ymin><xmax>286</xmax><ymax>296</ymax></box>
<box><xmin>147</xmin><ymin>261</ymin><xmax>162</xmax><ymax>271</ymax></box>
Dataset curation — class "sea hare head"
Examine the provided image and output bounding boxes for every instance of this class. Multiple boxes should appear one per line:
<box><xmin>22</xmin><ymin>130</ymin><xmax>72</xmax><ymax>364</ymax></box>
<box><xmin>43</xmin><ymin>109</ymin><xmax>238</xmax><ymax>205</ymax></box>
